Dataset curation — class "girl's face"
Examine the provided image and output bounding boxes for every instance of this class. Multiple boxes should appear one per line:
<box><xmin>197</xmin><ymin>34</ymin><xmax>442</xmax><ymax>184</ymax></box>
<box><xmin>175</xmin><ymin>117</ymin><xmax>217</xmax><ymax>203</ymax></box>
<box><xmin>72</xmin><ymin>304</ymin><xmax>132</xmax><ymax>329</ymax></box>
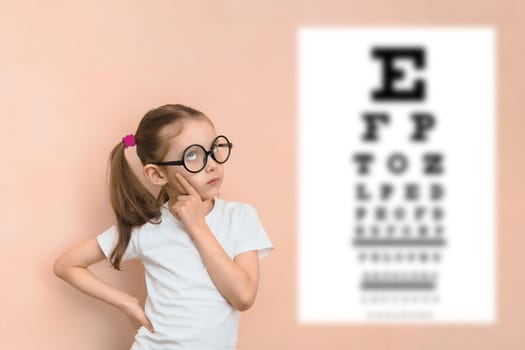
<box><xmin>159</xmin><ymin>119</ymin><xmax>225</xmax><ymax>202</ymax></box>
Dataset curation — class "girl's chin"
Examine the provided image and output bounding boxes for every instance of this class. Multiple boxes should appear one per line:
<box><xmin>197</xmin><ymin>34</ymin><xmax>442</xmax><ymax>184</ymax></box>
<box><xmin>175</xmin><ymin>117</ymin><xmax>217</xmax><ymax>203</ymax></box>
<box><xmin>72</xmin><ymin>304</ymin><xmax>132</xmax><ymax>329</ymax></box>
<box><xmin>204</xmin><ymin>191</ymin><xmax>220</xmax><ymax>200</ymax></box>
<box><xmin>199</xmin><ymin>187</ymin><xmax>220</xmax><ymax>199</ymax></box>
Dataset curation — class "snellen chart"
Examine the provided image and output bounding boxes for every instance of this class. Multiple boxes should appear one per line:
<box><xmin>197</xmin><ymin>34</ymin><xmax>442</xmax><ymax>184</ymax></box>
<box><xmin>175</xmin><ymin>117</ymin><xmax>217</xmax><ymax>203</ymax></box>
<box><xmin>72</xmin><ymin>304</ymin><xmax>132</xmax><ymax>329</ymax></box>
<box><xmin>298</xmin><ymin>28</ymin><xmax>495</xmax><ymax>323</ymax></box>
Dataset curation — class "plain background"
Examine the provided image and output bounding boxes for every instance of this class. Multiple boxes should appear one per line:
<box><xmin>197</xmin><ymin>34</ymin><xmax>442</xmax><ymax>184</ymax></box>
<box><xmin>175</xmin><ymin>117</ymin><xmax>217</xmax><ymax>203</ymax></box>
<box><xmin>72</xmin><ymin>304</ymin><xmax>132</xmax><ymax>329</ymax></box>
<box><xmin>0</xmin><ymin>0</ymin><xmax>524</xmax><ymax>349</ymax></box>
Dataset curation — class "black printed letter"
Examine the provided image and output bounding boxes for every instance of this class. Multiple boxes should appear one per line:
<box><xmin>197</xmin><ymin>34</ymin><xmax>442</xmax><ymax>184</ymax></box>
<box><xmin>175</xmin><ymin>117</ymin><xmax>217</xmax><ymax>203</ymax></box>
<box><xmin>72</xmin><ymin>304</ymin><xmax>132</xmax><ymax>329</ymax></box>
<box><xmin>371</xmin><ymin>47</ymin><xmax>426</xmax><ymax>101</ymax></box>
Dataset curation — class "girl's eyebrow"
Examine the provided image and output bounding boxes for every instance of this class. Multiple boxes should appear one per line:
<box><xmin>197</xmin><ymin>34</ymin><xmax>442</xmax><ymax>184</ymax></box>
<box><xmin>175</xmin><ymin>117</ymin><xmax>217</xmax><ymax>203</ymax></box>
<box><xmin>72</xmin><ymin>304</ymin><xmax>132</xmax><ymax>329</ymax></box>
<box><xmin>185</xmin><ymin>136</ymin><xmax>219</xmax><ymax>149</ymax></box>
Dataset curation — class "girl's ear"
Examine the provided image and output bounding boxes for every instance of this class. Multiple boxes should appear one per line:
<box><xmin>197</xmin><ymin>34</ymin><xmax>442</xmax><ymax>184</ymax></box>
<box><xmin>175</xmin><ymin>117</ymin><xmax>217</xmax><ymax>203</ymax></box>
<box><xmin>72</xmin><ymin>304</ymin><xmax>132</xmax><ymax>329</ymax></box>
<box><xmin>143</xmin><ymin>164</ymin><xmax>168</xmax><ymax>187</ymax></box>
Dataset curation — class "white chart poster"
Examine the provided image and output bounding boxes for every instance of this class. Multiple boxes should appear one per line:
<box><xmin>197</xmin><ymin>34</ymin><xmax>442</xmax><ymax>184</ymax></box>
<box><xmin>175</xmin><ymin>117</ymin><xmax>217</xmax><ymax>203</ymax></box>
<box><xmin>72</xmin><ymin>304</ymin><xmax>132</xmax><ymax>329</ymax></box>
<box><xmin>297</xmin><ymin>28</ymin><xmax>496</xmax><ymax>323</ymax></box>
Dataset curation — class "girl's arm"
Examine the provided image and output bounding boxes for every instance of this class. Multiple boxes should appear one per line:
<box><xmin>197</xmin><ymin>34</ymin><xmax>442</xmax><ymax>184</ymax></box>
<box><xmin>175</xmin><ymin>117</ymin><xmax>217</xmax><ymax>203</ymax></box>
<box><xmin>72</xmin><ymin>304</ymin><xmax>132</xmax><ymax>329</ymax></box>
<box><xmin>53</xmin><ymin>238</ymin><xmax>135</xmax><ymax>309</ymax></box>
<box><xmin>189</xmin><ymin>226</ymin><xmax>260</xmax><ymax>312</ymax></box>
<box><xmin>53</xmin><ymin>238</ymin><xmax>154</xmax><ymax>332</ymax></box>
<box><xmin>171</xmin><ymin>173</ymin><xmax>260</xmax><ymax>311</ymax></box>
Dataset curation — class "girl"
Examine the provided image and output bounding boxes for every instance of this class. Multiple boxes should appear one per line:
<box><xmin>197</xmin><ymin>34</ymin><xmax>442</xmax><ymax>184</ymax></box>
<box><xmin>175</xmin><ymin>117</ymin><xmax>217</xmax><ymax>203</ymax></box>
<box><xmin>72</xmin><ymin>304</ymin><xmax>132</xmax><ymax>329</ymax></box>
<box><xmin>53</xmin><ymin>104</ymin><xmax>274</xmax><ymax>349</ymax></box>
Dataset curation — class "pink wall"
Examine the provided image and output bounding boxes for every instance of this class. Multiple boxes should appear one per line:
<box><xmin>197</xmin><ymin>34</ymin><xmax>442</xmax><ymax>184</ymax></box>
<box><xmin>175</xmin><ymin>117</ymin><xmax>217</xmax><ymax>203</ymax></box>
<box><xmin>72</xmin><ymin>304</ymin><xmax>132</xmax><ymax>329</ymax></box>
<box><xmin>1</xmin><ymin>0</ymin><xmax>524</xmax><ymax>349</ymax></box>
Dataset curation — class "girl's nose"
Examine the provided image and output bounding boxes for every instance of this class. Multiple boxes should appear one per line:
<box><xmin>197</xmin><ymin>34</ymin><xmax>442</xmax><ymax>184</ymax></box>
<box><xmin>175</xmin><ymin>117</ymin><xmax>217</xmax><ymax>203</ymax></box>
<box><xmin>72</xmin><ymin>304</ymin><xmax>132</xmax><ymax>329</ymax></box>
<box><xmin>205</xmin><ymin>154</ymin><xmax>219</xmax><ymax>172</ymax></box>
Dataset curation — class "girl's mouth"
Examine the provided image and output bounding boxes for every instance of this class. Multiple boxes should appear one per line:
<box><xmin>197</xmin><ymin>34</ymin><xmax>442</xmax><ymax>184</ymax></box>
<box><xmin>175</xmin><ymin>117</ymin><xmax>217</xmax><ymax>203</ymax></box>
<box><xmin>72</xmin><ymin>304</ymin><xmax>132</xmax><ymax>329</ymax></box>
<box><xmin>207</xmin><ymin>178</ymin><xmax>220</xmax><ymax>185</ymax></box>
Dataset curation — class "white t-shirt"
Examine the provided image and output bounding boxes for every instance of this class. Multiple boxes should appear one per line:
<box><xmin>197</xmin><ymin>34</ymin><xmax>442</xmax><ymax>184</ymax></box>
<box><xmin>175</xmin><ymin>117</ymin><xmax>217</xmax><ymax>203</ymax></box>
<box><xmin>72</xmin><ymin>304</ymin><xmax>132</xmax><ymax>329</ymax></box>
<box><xmin>96</xmin><ymin>197</ymin><xmax>274</xmax><ymax>350</ymax></box>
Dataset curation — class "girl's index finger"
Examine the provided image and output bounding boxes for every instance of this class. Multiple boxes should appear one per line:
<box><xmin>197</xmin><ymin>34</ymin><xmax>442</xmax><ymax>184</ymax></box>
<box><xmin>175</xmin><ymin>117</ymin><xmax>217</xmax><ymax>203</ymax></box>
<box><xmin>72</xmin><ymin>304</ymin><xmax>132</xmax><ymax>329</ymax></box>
<box><xmin>175</xmin><ymin>172</ymin><xmax>199</xmax><ymax>196</ymax></box>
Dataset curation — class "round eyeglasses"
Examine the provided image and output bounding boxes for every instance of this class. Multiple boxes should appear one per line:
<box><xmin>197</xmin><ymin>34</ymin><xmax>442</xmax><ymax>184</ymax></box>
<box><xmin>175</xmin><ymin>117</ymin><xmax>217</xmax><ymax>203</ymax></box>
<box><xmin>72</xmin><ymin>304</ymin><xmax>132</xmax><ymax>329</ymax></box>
<box><xmin>150</xmin><ymin>135</ymin><xmax>233</xmax><ymax>173</ymax></box>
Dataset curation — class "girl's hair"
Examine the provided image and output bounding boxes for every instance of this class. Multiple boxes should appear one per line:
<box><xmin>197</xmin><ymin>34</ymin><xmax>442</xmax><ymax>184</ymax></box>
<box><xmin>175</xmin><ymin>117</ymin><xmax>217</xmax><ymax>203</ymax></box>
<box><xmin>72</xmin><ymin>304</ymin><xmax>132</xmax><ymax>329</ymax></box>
<box><xmin>107</xmin><ymin>104</ymin><xmax>212</xmax><ymax>270</ymax></box>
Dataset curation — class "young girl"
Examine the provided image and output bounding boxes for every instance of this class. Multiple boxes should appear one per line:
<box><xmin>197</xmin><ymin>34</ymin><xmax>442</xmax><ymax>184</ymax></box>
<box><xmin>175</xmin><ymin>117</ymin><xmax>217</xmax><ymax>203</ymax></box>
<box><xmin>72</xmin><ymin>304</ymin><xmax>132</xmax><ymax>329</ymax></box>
<box><xmin>53</xmin><ymin>104</ymin><xmax>274</xmax><ymax>349</ymax></box>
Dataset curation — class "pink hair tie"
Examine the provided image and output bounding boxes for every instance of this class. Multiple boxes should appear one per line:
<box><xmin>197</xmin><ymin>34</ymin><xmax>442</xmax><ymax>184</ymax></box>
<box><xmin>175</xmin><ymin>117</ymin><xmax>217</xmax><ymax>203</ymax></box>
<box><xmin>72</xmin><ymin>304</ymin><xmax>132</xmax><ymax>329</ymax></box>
<box><xmin>122</xmin><ymin>134</ymin><xmax>136</xmax><ymax>148</ymax></box>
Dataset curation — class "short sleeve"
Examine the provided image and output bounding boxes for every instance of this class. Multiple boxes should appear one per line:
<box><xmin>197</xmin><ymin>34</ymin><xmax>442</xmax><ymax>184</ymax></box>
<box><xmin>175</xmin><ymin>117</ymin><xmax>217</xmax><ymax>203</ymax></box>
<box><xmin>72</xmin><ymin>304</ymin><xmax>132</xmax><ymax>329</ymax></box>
<box><xmin>96</xmin><ymin>225</ymin><xmax>140</xmax><ymax>262</ymax></box>
<box><xmin>234</xmin><ymin>204</ymin><xmax>274</xmax><ymax>260</ymax></box>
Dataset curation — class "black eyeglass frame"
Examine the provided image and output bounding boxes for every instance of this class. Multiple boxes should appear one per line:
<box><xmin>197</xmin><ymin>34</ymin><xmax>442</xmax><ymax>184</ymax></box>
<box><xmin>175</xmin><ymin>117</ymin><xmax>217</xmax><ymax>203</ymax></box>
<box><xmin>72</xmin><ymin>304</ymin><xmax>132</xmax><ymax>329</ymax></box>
<box><xmin>149</xmin><ymin>135</ymin><xmax>233</xmax><ymax>173</ymax></box>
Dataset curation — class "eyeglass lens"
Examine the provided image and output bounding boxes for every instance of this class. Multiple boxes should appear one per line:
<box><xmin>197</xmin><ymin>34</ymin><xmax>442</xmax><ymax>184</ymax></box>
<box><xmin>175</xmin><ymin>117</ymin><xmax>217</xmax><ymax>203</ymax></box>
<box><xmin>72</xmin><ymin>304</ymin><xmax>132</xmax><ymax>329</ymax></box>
<box><xmin>183</xmin><ymin>136</ymin><xmax>231</xmax><ymax>172</ymax></box>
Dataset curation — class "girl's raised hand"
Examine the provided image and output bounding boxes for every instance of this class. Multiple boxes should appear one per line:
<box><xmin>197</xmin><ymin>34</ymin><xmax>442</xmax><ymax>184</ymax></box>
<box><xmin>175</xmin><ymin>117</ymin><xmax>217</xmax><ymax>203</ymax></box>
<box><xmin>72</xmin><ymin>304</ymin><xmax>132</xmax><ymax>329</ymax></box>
<box><xmin>120</xmin><ymin>297</ymin><xmax>155</xmax><ymax>333</ymax></box>
<box><xmin>170</xmin><ymin>172</ymin><xmax>207</xmax><ymax>234</ymax></box>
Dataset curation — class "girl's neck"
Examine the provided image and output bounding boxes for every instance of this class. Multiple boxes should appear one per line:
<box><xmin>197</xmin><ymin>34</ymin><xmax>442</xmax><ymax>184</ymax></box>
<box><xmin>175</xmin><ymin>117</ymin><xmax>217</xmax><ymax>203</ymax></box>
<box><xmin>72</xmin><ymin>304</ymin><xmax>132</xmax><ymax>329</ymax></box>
<box><xmin>204</xmin><ymin>197</ymin><xmax>215</xmax><ymax>215</ymax></box>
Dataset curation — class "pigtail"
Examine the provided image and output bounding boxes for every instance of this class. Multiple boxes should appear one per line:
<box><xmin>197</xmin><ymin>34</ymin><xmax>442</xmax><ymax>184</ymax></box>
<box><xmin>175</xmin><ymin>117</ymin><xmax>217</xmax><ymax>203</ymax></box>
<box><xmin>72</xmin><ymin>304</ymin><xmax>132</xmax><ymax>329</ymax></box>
<box><xmin>107</xmin><ymin>141</ymin><xmax>160</xmax><ymax>270</ymax></box>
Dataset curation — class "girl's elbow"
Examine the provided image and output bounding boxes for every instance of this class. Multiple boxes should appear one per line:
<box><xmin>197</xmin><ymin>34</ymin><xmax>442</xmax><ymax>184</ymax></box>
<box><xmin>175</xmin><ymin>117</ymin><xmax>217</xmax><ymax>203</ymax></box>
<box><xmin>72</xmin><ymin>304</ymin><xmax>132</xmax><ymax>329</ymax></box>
<box><xmin>53</xmin><ymin>259</ymin><xmax>66</xmax><ymax>278</ymax></box>
<box><xmin>234</xmin><ymin>301</ymin><xmax>251</xmax><ymax>312</ymax></box>
<box><xmin>53</xmin><ymin>257</ymin><xmax>72</xmax><ymax>279</ymax></box>
<box><xmin>235</xmin><ymin>292</ymin><xmax>256</xmax><ymax>311</ymax></box>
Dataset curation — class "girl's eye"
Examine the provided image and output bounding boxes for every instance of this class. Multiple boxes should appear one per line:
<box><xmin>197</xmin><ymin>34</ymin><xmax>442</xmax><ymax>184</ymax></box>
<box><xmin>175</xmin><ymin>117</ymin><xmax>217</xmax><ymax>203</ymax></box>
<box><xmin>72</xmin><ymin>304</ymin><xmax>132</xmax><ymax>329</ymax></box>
<box><xmin>186</xmin><ymin>151</ymin><xmax>198</xmax><ymax>161</ymax></box>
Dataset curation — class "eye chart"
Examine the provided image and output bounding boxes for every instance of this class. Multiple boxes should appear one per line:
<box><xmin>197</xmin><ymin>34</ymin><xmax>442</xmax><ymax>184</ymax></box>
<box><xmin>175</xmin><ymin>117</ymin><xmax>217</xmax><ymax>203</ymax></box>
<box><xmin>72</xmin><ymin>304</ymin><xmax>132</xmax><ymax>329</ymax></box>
<box><xmin>297</xmin><ymin>28</ymin><xmax>496</xmax><ymax>323</ymax></box>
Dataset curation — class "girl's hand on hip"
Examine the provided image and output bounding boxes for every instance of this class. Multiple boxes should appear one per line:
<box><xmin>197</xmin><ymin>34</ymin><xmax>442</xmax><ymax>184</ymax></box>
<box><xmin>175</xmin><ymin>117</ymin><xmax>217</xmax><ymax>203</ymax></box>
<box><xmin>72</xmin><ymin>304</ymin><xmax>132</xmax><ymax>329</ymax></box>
<box><xmin>170</xmin><ymin>172</ymin><xmax>207</xmax><ymax>235</ymax></box>
<box><xmin>120</xmin><ymin>297</ymin><xmax>155</xmax><ymax>333</ymax></box>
